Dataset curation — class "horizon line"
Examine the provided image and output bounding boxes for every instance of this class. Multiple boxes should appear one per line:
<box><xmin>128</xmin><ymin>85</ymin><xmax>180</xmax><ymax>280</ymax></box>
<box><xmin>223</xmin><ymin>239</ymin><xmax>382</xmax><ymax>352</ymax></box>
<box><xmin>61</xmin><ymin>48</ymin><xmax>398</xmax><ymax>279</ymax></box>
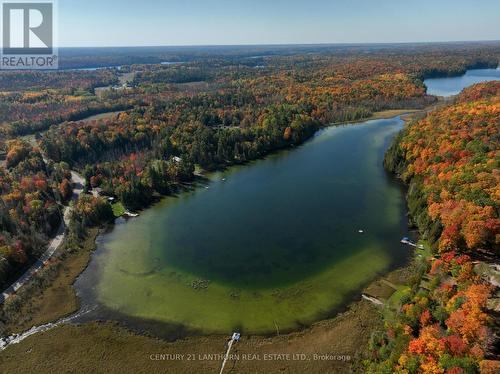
<box><xmin>56</xmin><ymin>39</ymin><xmax>500</xmax><ymax>49</ymax></box>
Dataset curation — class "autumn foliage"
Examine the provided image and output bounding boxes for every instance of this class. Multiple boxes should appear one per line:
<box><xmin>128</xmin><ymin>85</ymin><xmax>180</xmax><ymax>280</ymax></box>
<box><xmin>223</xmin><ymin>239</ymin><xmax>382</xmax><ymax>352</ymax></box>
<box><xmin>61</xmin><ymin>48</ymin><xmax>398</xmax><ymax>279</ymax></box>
<box><xmin>370</xmin><ymin>82</ymin><xmax>499</xmax><ymax>373</ymax></box>
<box><xmin>0</xmin><ymin>141</ymin><xmax>73</xmax><ymax>286</ymax></box>
<box><xmin>390</xmin><ymin>81</ymin><xmax>499</xmax><ymax>253</ymax></box>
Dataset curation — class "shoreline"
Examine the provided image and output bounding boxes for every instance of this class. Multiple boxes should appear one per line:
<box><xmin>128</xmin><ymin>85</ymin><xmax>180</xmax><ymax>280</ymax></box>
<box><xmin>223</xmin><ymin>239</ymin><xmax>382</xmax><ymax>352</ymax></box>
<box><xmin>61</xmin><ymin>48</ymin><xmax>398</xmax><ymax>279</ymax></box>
<box><xmin>0</xmin><ymin>256</ymin><xmax>423</xmax><ymax>373</ymax></box>
<box><xmin>0</xmin><ymin>106</ymin><xmax>432</xmax><ymax>371</ymax></box>
<box><xmin>1</xmin><ymin>107</ymin><xmax>429</xmax><ymax>333</ymax></box>
<box><xmin>70</xmin><ymin>109</ymin><xmax>421</xmax><ymax>337</ymax></box>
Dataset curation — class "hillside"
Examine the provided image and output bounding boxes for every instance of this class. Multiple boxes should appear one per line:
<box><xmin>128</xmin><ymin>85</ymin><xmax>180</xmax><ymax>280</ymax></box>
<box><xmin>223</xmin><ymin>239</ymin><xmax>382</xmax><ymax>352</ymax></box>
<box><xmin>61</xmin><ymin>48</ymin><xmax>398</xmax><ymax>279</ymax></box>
<box><xmin>370</xmin><ymin>81</ymin><xmax>500</xmax><ymax>373</ymax></box>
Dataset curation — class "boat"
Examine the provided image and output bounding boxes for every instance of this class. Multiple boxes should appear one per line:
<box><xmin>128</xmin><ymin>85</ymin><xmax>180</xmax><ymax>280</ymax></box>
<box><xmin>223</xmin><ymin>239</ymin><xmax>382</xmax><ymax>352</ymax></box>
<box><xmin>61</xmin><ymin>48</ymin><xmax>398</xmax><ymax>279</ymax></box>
<box><xmin>401</xmin><ymin>237</ymin><xmax>423</xmax><ymax>248</ymax></box>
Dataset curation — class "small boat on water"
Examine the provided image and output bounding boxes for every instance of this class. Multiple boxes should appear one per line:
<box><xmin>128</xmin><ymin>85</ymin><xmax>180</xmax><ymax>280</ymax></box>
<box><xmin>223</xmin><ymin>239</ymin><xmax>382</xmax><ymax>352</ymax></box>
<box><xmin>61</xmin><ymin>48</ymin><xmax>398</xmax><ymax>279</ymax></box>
<box><xmin>401</xmin><ymin>237</ymin><xmax>424</xmax><ymax>249</ymax></box>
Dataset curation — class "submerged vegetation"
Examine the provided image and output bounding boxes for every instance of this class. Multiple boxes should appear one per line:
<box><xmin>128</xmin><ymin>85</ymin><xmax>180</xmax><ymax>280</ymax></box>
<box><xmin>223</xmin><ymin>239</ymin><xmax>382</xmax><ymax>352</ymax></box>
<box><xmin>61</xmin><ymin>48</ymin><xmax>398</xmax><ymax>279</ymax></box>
<box><xmin>0</xmin><ymin>43</ymin><xmax>498</xmax><ymax>372</ymax></box>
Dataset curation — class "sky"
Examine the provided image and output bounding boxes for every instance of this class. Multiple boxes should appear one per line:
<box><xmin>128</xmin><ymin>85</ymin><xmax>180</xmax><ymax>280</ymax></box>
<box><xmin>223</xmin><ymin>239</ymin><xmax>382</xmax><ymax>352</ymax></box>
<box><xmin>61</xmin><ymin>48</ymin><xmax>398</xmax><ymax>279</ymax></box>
<box><xmin>56</xmin><ymin>0</ymin><xmax>500</xmax><ymax>47</ymax></box>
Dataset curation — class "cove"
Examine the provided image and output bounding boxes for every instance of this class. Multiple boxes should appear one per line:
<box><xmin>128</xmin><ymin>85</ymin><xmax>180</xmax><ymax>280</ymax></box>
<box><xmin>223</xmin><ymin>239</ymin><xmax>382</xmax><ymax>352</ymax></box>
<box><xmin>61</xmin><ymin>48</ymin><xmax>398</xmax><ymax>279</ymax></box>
<box><xmin>76</xmin><ymin>115</ymin><xmax>410</xmax><ymax>334</ymax></box>
<box><xmin>424</xmin><ymin>68</ymin><xmax>500</xmax><ymax>97</ymax></box>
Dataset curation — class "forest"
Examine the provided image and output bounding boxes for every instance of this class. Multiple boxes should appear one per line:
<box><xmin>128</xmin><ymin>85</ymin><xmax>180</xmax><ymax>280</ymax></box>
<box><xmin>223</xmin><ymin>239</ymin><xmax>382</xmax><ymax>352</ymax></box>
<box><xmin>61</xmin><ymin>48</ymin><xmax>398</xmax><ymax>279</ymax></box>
<box><xmin>369</xmin><ymin>81</ymin><xmax>499</xmax><ymax>373</ymax></box>
<box><xmin>0</xmin><ymin>68</ymin><xmax>135</xmax><ymax>136</ymax></box>
<box><xmin>0</xmin><ymin>44</ymin><xmax>499</xmax><ymax>355</ymax></box>
<box><xmin>33</xmin><ymin>46</ymin><xmax>498</xmax><ymax>213</ymax></box>
<box><xmin>0</xmin><ymin>140</ymin><xmax>70</xmax><ymax>286</ymax></box>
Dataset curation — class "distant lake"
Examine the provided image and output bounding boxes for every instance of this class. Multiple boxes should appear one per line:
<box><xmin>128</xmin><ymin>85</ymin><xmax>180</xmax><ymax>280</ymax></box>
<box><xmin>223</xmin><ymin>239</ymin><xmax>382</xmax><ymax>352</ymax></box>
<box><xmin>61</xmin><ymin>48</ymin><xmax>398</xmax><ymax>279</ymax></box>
<box><xmin>160</xmin><ymin>61</ymin><xmax>186</xmax><ymax>65</ymax></box>
<box><xmin>74</xmin><ymin>68</ymin><xmax>500</xmax><ymax>336</ymax></box>
<box><xmin>424</xmin><ymin>68</ymin><xmax>500</xmax><ymax>97</ymax></box>
<box><xmin>67</xmin><ymin>65</ymin><xmax>122</xmax><ymax>71</ymax></box>
<box><xmin>76</xmin><ymin>116</ymin><xmax>410</xmax><ymax>334</ymax></box>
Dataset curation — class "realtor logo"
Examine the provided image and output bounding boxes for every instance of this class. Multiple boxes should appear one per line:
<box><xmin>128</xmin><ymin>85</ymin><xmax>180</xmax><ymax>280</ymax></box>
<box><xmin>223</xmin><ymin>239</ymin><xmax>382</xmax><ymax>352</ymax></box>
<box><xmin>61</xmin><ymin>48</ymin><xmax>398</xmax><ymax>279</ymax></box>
<box><xmin>1</xmin><ymin>0</ymin><xmax>58</xmax><ymax>69</ymax></box>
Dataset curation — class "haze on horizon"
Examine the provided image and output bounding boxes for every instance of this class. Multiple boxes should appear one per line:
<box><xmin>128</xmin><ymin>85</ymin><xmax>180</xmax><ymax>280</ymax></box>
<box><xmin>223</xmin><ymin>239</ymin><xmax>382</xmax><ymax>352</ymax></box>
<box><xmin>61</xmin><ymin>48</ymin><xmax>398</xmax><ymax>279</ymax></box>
<box><xmin>59</xmin><ymin>0</ymin><xmax>500</xmax><ymax>48</ymax></box>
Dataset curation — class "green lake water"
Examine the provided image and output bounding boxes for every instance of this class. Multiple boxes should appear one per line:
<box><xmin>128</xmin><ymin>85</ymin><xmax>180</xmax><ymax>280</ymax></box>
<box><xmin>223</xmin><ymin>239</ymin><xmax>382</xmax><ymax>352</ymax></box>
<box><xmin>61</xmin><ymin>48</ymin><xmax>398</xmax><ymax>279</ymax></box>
<box><xmin>76</xmin><ymin>116</ymin><xmax>410</xmax><ymax>334</ymax></box>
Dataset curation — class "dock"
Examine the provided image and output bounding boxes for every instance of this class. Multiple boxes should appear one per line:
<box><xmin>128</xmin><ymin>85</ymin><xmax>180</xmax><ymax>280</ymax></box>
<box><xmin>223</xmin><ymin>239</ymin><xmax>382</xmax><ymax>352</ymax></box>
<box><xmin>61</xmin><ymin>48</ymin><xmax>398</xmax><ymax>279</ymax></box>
<box><xmin>219</xmin><ymin>332</ymin><xmax>240</xmax><ymax>374</ymax></box>
<box><xmin>362</xmin><ymin>294</ymin><xmax>384</xmax><ymax>306</ymax></box>
<box><xmin>401</xmin><ymin>237</ymin><xmax>424</xmax><ymax>249</ymax></box>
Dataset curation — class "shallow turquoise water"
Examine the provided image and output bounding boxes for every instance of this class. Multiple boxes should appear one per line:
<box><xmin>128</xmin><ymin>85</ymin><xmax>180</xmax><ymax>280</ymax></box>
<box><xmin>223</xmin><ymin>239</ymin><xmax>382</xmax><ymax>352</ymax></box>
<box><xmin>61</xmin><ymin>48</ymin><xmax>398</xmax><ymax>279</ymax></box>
<box><xmin>76</xmin><ymin>116</ymin><xmax>410</xmax><ymax>333</ymax></box>
<box><xmin>74</xmin><ymin>68</ymin><xmax>500</xmax><ymax>334</ymax></box>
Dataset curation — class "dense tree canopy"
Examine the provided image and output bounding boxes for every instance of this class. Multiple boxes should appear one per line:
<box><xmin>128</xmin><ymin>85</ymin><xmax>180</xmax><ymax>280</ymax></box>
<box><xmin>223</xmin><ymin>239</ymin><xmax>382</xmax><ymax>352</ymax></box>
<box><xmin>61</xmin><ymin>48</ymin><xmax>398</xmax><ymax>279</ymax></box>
<box><xmin>0</xmin><ymin>45</ymin><xmax>498</xmax><ymax>347</ymax></box>
<box><xmin>386</xmin><ymin>81</ymin><xmax>499</xmax><ymax>253</ymax></box>
<box><xmin>371</xmin><ymin>82</ymin><xmax>499</xmax><ymax>374</ymax></box>
<box><xmin>0</xmin><ymin>141</ymin><xmax>71</xmax><ymax>286</ymax></box>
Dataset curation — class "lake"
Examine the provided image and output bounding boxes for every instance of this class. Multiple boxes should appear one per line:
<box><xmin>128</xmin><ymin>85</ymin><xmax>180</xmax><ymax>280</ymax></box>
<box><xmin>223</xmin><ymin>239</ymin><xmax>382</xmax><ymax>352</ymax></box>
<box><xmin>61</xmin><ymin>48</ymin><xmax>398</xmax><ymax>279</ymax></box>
<box><xmin>75</xmin><ymin>116</ymin><xmax>410</xmax><ymax>334</ymax></box>
<box><xmin>75</xmin><ymin>68</ymin><xmax>500</xmax><ymax>335</ymax></box>
<box><xmin>424</xmin><ymin>68</ymin><xmax>500</xmax><ymax>96</ymax></box>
